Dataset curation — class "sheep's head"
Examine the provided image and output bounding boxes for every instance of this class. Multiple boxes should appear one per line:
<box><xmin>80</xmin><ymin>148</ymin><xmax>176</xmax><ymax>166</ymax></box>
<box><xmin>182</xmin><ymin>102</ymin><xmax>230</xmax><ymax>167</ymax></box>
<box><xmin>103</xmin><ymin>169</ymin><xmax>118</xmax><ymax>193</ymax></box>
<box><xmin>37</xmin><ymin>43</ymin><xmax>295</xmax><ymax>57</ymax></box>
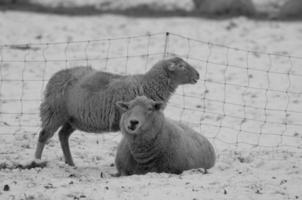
<box><xmin>116</xmin><ymin>96</ymin><xmax>164</xmax><ymax>136</ymax></box>
<box><xmin>163</xmin><ymin>57</ymin><xmax>200</xmax><ymax>85</ymax></box>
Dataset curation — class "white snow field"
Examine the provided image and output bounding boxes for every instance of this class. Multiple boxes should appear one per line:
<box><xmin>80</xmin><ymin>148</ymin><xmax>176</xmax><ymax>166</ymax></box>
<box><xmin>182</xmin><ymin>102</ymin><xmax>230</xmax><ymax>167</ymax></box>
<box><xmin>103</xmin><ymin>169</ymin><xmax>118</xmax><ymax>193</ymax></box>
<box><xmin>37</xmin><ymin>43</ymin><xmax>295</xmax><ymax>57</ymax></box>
<box><xmin>0</xmin><ymin>9</ymin><xmax>302</xmax><ymax>200</ymax></box>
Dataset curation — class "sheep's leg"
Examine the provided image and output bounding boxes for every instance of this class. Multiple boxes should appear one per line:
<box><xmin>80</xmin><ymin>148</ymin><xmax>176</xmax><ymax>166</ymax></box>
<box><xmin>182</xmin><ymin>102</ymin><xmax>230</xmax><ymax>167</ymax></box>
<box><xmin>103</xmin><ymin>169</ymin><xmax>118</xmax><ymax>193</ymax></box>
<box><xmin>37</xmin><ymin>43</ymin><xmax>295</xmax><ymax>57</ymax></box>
<box><xmin>35</xmin><ymin>128</ymin><xmax>57</xmax><ymax>160</ymax></box>
<box><xmin>58</xmin><ymin>123</ymin><xmax>75</xmax><ymax>166</ymax></box>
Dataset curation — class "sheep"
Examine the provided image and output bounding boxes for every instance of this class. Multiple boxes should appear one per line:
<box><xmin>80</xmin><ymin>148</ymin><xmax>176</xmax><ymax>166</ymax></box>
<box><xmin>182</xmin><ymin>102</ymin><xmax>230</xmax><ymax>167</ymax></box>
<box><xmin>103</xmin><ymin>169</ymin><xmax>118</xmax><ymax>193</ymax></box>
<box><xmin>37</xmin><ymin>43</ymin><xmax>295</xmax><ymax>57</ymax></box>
<box><xmin>34</xmin><ymin>57</ymin><xmax>200</xmax><ymax>166</ymax></box>
<box><xmin>115</xmin><ymin>96</ymin><xmax>216</xmax><ymax>176</ymax></box>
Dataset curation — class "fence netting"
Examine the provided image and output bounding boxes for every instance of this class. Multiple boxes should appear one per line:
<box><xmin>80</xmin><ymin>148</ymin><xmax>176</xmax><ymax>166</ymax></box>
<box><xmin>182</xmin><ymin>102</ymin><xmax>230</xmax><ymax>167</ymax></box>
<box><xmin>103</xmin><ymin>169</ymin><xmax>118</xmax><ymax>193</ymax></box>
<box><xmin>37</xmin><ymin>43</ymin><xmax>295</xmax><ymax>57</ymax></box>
<box><xmin>0</xmin><ymin>32</ymin><xmax>301</xmax><ymax>151</ymax></box>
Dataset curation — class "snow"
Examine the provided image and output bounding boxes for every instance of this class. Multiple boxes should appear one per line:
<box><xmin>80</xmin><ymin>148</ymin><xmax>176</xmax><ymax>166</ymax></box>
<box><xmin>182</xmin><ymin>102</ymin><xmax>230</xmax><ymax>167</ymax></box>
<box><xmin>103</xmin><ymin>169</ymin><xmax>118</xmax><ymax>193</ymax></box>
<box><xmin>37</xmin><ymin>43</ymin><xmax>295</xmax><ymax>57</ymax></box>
<box><xmin>0</xmin><ymin>8</ymin><xmax>302</xmax><ymax>200</ymax></box>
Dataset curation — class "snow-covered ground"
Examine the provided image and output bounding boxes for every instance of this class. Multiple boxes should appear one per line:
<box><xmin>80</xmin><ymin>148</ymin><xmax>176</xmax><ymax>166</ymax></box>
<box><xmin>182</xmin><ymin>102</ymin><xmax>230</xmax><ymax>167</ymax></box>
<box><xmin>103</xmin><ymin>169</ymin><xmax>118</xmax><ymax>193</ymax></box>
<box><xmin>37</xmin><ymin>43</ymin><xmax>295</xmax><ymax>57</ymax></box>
<box><xmin>0</xmin><ymin>10</ymin><xmax>302</xmax><ymax>200</ymax></box>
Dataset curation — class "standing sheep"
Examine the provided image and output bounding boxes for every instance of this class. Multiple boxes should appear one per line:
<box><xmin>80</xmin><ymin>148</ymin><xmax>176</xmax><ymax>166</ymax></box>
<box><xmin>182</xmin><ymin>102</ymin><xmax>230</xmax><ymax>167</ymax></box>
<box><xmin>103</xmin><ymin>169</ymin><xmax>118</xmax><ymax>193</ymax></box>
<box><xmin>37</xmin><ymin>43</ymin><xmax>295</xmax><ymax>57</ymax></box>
<box><xmin>115</xmin><ymin>96</ymin><xmax>216</xmax><ymax>176</ymax></box>
<box><xmin>35</xmin><ymin>57</ymin><xmax>200</xmax><ymax>166</ymax></box>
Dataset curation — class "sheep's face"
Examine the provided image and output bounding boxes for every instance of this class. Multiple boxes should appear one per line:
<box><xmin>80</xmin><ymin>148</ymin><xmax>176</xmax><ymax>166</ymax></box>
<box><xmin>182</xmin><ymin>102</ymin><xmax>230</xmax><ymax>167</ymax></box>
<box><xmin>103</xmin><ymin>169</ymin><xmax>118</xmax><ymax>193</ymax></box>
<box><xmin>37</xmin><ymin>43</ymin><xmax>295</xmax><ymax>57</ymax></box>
<box><xmin>117</xmin><ymin>96</ymin><xmax>164</xmax><ymax>136</ymax></box>
<box><xmin>165</xmin><ymin>57</ymin><xmax>200</xmax><ymax>85</ymax></box>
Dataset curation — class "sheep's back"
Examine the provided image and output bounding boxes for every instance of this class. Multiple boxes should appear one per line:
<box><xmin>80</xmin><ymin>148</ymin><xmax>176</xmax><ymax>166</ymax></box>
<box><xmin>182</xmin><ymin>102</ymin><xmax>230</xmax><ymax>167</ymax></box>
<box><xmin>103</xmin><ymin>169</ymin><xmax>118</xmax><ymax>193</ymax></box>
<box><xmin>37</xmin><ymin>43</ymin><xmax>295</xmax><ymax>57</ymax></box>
<box><xmin>43</xmin><ymin>67</ymin><xmax>93</xmax><ymax>110</ymax></box>
<box><xmin>163</xmin><ymin>119</ymin><xmax>216</xmax><ymax>170</ymax></box>
<box><xmin>66</xmin><ymin>73</ymin><xmax>144</xmax><ymax>132</ymax></box>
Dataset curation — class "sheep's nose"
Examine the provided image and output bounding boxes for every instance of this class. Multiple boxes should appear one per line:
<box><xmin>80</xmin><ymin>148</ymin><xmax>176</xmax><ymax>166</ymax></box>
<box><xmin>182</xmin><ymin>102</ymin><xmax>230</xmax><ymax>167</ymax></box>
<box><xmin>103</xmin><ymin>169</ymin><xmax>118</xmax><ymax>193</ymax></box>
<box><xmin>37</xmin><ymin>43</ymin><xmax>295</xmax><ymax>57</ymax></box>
<box><xmin>128</xmin><ymin>120</ymin><xmax>139</xmax><ymax>131</ymax></box>
<box><xmin>130</xmin><ymin>120</ymin><xmax>139</xmax><ymax>126</ymax></box>
<box><xmin>191</xmin><ymin>71</ymin><xmax>200</xmax><ymax>83</ymax></box>
<box><xmin>196</xmin><ymin>72</ymin><xmax>200</xmax><ymax>79</ymax></box>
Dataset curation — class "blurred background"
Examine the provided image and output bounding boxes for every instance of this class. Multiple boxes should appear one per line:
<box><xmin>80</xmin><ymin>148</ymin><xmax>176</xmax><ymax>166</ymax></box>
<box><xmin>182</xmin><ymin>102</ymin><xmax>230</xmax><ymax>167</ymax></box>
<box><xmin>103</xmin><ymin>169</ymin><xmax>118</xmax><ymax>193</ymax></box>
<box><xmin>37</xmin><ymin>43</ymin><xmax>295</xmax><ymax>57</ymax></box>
<box><xmin>0</xmin><ymin>0</ymin><xmax>302</xmax><ymax>19</ymax></box>
<box><xmin>0</xmin><ymin>0</ymin><xmax>301</xmax><ymax>19</ymax></box>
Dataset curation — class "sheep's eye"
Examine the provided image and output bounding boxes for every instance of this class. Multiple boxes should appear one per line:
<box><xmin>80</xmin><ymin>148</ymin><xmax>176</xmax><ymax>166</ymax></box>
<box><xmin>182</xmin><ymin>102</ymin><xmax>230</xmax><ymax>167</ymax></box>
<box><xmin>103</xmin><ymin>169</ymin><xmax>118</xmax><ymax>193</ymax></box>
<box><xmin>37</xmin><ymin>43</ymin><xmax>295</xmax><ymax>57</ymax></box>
<box><xmin>180</xmin><ymin>65</ymin><xmax>186</xmax><ymax>70</ymax></box>
<box><xmin>148</xmin><ymin>107</ymin><xmax>153</xmax><ymax>111</ymax></box>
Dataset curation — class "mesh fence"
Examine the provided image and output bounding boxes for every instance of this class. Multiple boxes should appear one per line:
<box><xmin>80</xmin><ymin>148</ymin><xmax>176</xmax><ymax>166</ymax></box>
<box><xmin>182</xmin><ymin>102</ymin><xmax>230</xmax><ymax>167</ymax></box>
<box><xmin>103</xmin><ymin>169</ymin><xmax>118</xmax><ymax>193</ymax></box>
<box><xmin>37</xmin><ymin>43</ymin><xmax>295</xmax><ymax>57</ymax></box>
<box><xmin>0</xmin><ymin>32</ymin><xmax>301</xmax><ymax>151</ymax></box>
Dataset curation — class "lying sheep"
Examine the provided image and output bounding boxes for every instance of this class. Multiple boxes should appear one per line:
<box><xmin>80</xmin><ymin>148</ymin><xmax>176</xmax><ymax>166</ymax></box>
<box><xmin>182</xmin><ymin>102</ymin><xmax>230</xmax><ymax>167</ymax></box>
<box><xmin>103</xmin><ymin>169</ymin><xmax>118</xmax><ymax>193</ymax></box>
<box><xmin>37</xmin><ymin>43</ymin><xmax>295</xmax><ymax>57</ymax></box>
<box><xmin>115</xmin><ymin>96</ymin><xmax>216</xmax><ymax>176</ymax></box>
<box><xmin>35</xmin><ymin>57</ymin><xmax>200</xmax><ymax>166</ymax></box>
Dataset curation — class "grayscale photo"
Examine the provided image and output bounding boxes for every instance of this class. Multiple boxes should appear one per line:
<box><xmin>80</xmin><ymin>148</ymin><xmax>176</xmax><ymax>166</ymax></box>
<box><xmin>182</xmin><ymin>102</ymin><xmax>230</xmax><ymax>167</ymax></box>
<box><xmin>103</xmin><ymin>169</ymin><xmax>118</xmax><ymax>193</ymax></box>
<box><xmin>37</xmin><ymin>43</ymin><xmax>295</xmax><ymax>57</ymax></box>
<box><xmin>0</xmin><ymin>0</ymin><xmax>301</xmax><ymax>199</ymax></box>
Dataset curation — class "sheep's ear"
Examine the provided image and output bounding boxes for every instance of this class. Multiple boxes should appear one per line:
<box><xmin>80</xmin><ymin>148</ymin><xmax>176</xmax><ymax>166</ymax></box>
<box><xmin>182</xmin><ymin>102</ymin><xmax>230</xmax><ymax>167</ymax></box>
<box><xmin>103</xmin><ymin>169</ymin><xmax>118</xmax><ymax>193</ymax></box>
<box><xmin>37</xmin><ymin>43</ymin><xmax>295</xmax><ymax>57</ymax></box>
<box><xmin>167</xmin><ymin>62</ymin><xmax>176</xmax><ymax>71</ymax></box>
<box><xmin>153</xmin><ymin>101</ymin><xmax>164</xmax><ymax>111</ymax></box>
<box><xmin>116</xmin><ymin>101</ymin><xmax>129</xmax><ymax>112</ymax></box>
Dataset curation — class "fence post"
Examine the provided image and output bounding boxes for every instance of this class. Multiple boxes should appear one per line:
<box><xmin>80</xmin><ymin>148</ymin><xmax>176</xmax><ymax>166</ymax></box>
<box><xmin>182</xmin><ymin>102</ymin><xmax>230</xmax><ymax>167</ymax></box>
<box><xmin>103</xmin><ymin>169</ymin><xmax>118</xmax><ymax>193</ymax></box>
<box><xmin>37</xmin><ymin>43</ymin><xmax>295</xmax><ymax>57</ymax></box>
<box><xmin>163</xmin><ymin>32</ymin><xmax>170</xmax><ymax>58</ymax></box>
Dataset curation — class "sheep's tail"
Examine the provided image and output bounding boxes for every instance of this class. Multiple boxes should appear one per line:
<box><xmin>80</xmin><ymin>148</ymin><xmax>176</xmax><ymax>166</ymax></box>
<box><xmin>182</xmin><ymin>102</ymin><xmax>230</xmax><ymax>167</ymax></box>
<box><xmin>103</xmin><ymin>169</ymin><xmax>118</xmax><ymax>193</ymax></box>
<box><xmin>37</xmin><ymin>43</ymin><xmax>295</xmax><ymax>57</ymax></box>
<box><xmin>40</xmin><ymin>101</ymin><xmax>63</xmax><ymax>131</ymax></box>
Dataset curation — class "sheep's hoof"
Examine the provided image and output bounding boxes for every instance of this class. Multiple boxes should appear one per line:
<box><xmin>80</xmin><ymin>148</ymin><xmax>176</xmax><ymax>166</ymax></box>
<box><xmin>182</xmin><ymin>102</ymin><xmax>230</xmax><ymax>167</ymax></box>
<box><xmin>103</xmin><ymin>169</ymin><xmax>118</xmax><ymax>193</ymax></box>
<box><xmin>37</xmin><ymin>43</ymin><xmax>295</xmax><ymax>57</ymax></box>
<box><xmin>65</xmin><ymin>162</ymin><xmax>76</xmax><ymax>167</ymax></box>
<box><xmin>62</xmin><ymin>162</ymin><xmax>77</xmax><ymax>169</ymax></box>
<box><xmin>203</xmin><ymin>169</ymin><xmax>208</xmax><ymax>174</ymax></box>
<box><xmin>16</xmin><ymin>160</ymin><xmax>47</xmax><ymax>169</ymax></box>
